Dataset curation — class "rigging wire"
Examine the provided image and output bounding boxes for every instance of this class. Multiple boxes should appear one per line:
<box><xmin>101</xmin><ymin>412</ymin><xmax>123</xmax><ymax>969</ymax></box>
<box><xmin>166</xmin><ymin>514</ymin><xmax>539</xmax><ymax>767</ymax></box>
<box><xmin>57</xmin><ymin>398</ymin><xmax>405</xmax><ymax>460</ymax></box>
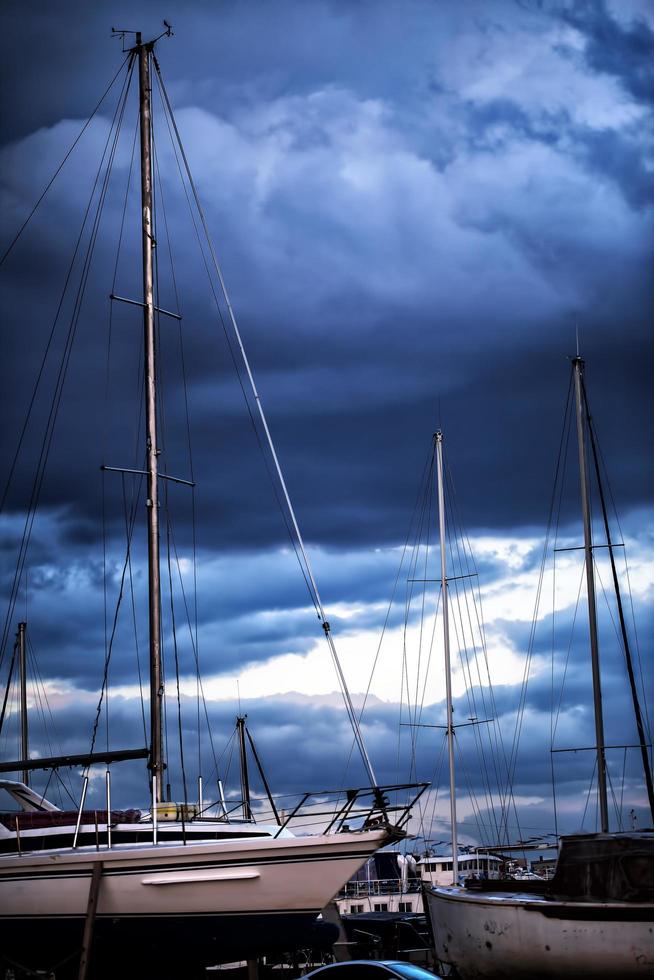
<box><xmin>508</xmin><ymin>359</ymin><xmax>652</xmax><ymax>838</ymax></box>
<box><xmin>152</xmin><ymin>58</ymin><xmax>377</xmax><ymax>788</ymax></box>
<box><xmin>166</xmin><ymin>521</ymin><xmax>221</xmax><ymax>781</ymax></box>
<box><xmin>0</xmin><ymin>55</ymin><xmax>132</xmax><ymax>268</ymax></box>
<box><xmin>580</xmin><ymin>755</ymin><xmax>599</xmax><ymax>830</ymax></box>
<box><xmin>150</xmin><ymin>66</ymin><xmax>172</xmax><ymax>796</ymax></box>
<box><xmin>150</xmin><ymin>64</ymin><xmax>325</xmax><ymax>797</ymax></box>
<box><xmin>356</xmin><ymin>430</ymin><xmax>510</xmax><ymax>849</ymax></box>
<box><xmin>149</xmin><ymin>92</ymin><xmax>203</xmax><ymax>785</ymax></box>
<box><xmin>122</xmin><ymin>475</ymin><xmax>148</xmax><ymax>744</ymax></box>
<box><xmin>0</xmin><ymin>54</ymin><xmax>135</xmax><ymax>519</ymax></box>
<box><xmin>397</xmin><ymin>452</ymin><xmax>439</xmax><ymax>836</ymax></box>
<box><xmin>21</xmin><ymin>637</ymin><xmax>77</xmax><ymax>805</ymax></box>
<box><xmin>404</xmin><ymin>450</ymin><xmax>436</xmax><ymax>775</ymax></box>
<box><xmin>590</xmin><ymin>433</ymin><xmax>650</xmax><ymax>744</ymax></box>
<box><xmin>332</xmin><ymin>442</ymin><xmax>434</xmax><ymax>825</ymax></box>
<box><xmin>165</xmin><ymin>513</ymin><xmax>190</xmax><ymax>810</ymax></box>
<box><xmin>150</xmin><ymin>63</ymin><xmax>317</xmax><ymax>614</ymax></box>
<box><xmin>0</xmin><ymin>55</ymin><xmax>136</xmax><ymax>669</ymax></box>
<box><xmin>551</xmin><ymin>569</ymin><xmax>585</xmax><ymax>745</ymax></box>
<box><xmin>445</xmin><ymin>490</ymin><xmax>498</xmax><ymax>843</ymax></box>
<box><xmin>101</xmin><ymin>110</ymin><xmax>142</xmax><ymax>754</ymax></box>
<box><xmin>100</xmin><ymin>84</ymin><xmax>149</xmax><ymax>752</ymax></box>
<box><xmin>581</xmin><ymin>375</ymin><xmax>654</xmax><ymax>819</ymax></box>
<box><xmin>0</xmin><ymin>638</ymin><xmax>18</xmax><ymax>737</ymax></box>
<box><xmin>151</xmin><ymin>107</ymin><xmax>202</xmax><ymax>799</ymax></box>
<box><xmin>86</xmin><ymin>481</ymin><xmax>142</xmax><ymax>759</ymax></box>
<box><xmin>413</xmin><ymin>463</ymin><xmax>435</xmax><ymax>761</ymax></box>
<box><xmin>446</xmin><ymin>462</ymin><xmax>510</xmax><ymax>839</ymax></box>
<box><xmin>99</xmin><ymin>93</ymin><xmax>148</xmax><ymax>755</ymax></box>
<box><xmin>407</xmin><ymin>437</ymin><xmax>504</xmax><ymax>848</ymax></box>
<box><xmin>499</xmin><ymin>370</ymin><xmax>575</xmax><ymax>842</ymax></box>
<box><xmin>547</xmin><ymin>377</ymin><xmax>575</xmax><ymax>836</ymax></box>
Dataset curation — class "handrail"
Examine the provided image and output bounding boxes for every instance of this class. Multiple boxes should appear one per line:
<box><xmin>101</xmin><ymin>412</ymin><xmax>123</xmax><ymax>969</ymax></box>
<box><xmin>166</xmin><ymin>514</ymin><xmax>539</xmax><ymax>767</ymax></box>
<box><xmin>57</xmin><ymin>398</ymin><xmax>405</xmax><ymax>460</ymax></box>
<box><xmin>339</xmin><ymin>877</ymin><xmax>422</xmax><ymax>897</ymax></box>
<box><xmin>276</xmin><ymin>781</ymin><xmax>428</xmax><ymax>838</ymax></box>
<box><xmin>3</xmin><ymin>780</ymin><xmax>429</xmax><ymax>852</ymax></box>
<box><xmin>105</xmin><ymin>770</ymin><xmax>112</xmax><ymax>849</ymax></box>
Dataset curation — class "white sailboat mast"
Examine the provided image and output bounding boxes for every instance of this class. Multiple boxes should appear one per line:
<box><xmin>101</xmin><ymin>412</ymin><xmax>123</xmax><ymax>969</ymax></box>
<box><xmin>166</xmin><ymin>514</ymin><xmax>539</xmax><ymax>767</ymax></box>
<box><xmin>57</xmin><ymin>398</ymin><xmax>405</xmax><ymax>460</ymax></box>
<box><xmin>435</xmin><ymin>430</ymin><xmax>458</xmax><ymax>883</ymax></box>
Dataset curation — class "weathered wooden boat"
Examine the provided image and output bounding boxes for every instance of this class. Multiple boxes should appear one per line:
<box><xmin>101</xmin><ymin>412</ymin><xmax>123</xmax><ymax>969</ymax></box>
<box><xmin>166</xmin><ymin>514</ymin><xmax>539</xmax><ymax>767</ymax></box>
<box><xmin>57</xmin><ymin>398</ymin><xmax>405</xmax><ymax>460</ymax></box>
<box><xmin>423</xmin><ymin>358</ymin><xmax>654</xmax><ymax>978</ymax></box>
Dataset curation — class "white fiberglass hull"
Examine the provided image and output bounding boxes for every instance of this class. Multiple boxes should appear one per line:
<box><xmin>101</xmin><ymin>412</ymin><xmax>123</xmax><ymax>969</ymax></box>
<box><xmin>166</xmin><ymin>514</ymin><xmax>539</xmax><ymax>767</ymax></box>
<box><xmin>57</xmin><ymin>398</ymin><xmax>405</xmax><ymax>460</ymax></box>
<box><xmin>0</xmin><ymin>827</ymin><xmax>392</xmax><ymax>970</ymax></box>
<box><xmin>424</xmin><ymin>884</ymin><xmax>654</xmax><ymax>979</ymax></box>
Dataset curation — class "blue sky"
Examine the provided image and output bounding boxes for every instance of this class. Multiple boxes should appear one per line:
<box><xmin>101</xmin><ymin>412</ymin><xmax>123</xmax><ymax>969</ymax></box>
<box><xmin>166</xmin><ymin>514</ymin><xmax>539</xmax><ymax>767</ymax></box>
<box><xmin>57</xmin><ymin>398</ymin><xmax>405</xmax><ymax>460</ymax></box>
<box><xmin>0</xmin><ymin>0</ymin><xmax>652</xmax><ymax>845</ymax></box>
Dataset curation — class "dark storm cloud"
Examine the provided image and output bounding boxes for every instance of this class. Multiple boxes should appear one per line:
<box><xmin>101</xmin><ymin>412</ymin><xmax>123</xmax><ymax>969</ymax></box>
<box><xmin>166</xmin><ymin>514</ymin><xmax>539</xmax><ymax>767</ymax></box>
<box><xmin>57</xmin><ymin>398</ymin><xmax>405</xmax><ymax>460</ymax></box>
<box><xmin>559</xmin><ymin>0</ymin><xmax>654</xmax><ymax>104</ymax></box>
<box><xmin>2</xmin><ymin>2</ymin><xmax>652</xmax><ymax>550</ymax></box>
<box><xmin>461</xmin><ymin>97</ymin><xmax>653</xmax><ymax>209</ymax></box>
<box><xmin>573</xmin><ymin>124</ymin><xmax>654</xmax><ymax>208</ymax></box>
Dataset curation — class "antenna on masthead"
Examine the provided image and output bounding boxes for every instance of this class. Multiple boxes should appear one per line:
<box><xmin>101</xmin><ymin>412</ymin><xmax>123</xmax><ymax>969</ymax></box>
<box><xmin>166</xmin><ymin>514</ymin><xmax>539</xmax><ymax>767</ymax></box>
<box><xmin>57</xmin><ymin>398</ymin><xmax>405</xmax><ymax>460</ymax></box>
<box><xmin>111</xmin><ymin>22</ymin><xmax>174</xmax><ymax>52</ymax></box>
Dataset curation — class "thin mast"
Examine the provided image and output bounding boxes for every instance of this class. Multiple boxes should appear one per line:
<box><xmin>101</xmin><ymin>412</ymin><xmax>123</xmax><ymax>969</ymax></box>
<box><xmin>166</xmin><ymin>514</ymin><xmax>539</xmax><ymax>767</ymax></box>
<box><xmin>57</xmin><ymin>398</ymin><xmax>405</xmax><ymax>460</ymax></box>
<box><xmin>137</xmin><ymin>34</ymin><xmax>164</xmax><ymax>803</ymax></box>
<box><xmin>436</xmin><ymin>431</ymin><xmax>458</xmax><ymax>882</ymax></box>
<box><xmin>572</xmin><ymin>356</ymin><xmax>609</xmax><ymax>833</ymax></box>
<box><xmin>18</xmin><ymin>622</ymin><xmax>28</xmax><ymax>785</ymax></box>
<box><xmin>245</xmin><ymin>724</ymin><xmax>282</xmax><ymax>825</ymax></box>
<box><xmin>236</xmin><ymin>716</ymin><xmax>252</xmax><ymax>821</ymax></box>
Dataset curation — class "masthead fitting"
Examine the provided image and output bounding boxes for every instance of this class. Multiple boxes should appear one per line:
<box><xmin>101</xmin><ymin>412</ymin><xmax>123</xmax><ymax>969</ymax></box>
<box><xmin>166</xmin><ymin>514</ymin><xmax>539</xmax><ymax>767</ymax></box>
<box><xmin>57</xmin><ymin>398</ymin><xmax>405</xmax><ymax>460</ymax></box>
<box><xmin>111</xmin><ymin>22</ymin><xmax>173</xmax><ymax>52</ymax></box>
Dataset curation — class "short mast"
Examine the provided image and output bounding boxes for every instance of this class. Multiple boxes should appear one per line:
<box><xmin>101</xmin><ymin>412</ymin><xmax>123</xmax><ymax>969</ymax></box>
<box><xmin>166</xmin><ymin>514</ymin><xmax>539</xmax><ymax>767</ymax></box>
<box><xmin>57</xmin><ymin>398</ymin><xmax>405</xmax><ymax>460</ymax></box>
<box><xmin>137</xmin><ymin>34</ymin><xmax>164</xmax><ymax>803</ymax></box>
<box><xmin>572</xmin><ymin>356</ymin><xmax>609</xmax><ymax>833</ymax></box>
<box><xmin>18</xmin><ymin>622</ymin><xmax>28</xmax><ymax>785</ymax></box>
<box><xmin>435</xmin><ymin>430</ymin><xmax>458</xmax><ymax>882</ymax></box>
<box><xmin>236</xmin><ymin>717</ymin><xmax>253</xmax><ymax>821</ymax></box>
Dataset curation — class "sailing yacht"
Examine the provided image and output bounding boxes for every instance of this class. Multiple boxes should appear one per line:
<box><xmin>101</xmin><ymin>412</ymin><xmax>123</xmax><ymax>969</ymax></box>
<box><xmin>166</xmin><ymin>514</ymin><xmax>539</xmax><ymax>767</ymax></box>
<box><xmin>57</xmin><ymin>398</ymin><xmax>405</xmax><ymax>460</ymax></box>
<box><xmin>422</xmin><ymin>358</ymin><xmax>654</xmax><ymax>978</ymax></box>
<box><xmin>0</xmin><ymin>29</ymin><xmax>424</xmax><ymax>975</ymax></box>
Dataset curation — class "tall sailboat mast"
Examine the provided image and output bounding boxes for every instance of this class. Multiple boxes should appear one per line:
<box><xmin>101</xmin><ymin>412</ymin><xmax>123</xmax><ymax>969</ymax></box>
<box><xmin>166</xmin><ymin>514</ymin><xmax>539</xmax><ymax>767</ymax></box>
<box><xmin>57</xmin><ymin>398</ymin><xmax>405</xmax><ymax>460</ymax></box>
<box><xmin>572</xmin><ymin>355</ymin><xmax>609</xmax><ymax>833</ymax></box>
<box><xmin>435</xmin><ymin>430</ymin><xmax>458</xmax><ymax>883</ymax></box>
<box><xmin>136</xmin><ymin>33</ymin><xmax>164</xmax><ymax>803</ymax></box>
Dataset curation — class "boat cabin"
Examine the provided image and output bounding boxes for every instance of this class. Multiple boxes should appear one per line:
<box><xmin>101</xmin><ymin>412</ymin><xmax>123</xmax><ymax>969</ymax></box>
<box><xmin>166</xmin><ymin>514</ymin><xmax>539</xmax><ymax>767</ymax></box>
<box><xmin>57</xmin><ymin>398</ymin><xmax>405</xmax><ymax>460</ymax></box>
<box><xmin>418</xmin><ymin>852</ymin><xmax>502</xmax><ymax>886</ymax></box>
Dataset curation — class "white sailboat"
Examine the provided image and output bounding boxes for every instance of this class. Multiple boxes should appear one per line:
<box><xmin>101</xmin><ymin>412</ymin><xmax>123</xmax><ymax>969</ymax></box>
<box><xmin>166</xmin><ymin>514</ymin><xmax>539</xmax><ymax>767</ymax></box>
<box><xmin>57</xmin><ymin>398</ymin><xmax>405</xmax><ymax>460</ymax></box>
<box><xmin>0</xmin><ymin>28</ymin><xmax>425</xmax><ymax>976</ymax></box>
<box><xmin>422</xmin><ymin>359</ymin><xmax>654</xmax><ymax>979</ymax></box>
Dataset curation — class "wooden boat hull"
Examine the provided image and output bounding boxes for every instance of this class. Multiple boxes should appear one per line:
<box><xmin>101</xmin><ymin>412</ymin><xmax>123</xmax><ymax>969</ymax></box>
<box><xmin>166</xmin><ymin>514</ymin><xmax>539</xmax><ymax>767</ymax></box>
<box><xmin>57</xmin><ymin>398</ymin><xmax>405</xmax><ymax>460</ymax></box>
<box><xmin>0</xmin><ymin>828</ymin><xmax>390</xmax><ymax>971</ymax></box>
<box><xmin>424</xmin><ymin>884</ymin><xmax>654</xmax><ymax>979</ymax></box>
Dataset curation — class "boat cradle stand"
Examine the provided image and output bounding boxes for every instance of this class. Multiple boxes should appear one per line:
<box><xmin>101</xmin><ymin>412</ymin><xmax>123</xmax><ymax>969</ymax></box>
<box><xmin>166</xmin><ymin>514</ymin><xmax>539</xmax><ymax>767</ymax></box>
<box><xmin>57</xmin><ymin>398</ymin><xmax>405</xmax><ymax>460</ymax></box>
<box><xmin>77</xmin><ymin>861</ymin><xmax>103</xmax><ymax>980</ymax></box>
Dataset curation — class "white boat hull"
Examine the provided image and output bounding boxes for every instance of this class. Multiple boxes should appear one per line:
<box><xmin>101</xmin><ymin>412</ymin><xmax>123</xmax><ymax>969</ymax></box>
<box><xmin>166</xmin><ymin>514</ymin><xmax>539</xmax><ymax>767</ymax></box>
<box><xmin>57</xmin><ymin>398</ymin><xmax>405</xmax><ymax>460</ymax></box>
<box><xmin>0</xmin><ymin>828</ymin><xmax>391</xmax><ymax>969</ymax></box>
<box><xmin>424</xmin><ymin>885</ymin><xmax>654</xmax><ymax>979</ymax></box>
